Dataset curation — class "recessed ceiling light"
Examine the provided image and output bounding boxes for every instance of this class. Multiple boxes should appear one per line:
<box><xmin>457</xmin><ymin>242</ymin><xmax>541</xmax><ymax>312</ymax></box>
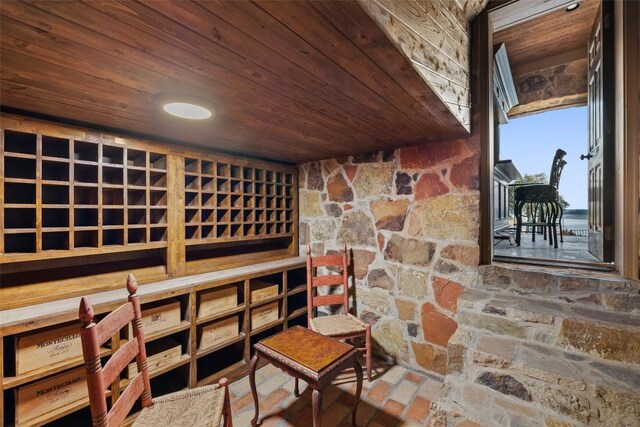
<box><xmin>163</xmin><ymin>102</ymin><xmax>212</xmax><ymax>120</ymax></box>
<box><xmin>565</xmin><ymin>2</ymin><xmax>580</xmax><ymax>12</ymax></box>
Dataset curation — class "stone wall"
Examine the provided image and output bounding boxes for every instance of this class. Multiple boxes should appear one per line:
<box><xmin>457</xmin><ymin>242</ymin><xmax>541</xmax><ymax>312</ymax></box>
<box><xmin>298</xmin><ymin>136</ymin><xmax>480</xmax><ymax>375</ymax></box>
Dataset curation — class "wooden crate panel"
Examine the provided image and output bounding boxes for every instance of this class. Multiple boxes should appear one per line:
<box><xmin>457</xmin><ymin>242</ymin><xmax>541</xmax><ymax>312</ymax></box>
<box><xmin>250</xmin><ymin>280</ymin><xmax>279</xmax><ymax>303</ymax></box>
<box><xmin>199</xmin><ymin>316</ymin><xmax>239</xmax><ymax>350</ymax></box>
<box><xmin>16</xmin><ymin>368</ymin><xmax>86</xmax><ymax>425</ymax></box>
<box><xmin>127</xmin><ymin>337</ymin><xmax>182</xmax><ymax>379</ymax></box>
<box><xmin>198</xmin><ymin>285</ymin><xmax>238</xmax><ymax>318</ymax></box>
<box><xmin>251</xmin><ymin>302</ymin><xmax>279</xmax><ymax>330</ymax></box>
<box><xmin>15</xmin><ymin>324</ymin><xmax>82</xmax><ymax>375</ymax></box>
<box><xmin>138</xmin><ymin>299</ymin><xmax>181</xmax><ymax>336</ymax></box>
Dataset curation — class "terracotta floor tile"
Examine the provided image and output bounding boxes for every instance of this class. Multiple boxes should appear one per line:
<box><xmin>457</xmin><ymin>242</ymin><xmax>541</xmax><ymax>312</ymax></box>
<box><xmin>406</xmin><ymin>371</ymin><xmax>426</xmax><ymax>384</ymax></box>
<box><xmin>405</xmin><ymin>396</ymin><xmax>431</xmax><ymax>423</ymax></box>
<box><xmin>366</xmin><ymin>380</ymin><xmax>393</xmax><ymax>404</ymax></box>
<box><xmin>231</xmin><ymin>391</ymin><xmax>255</xmax><ymax>413</ymax></box>
<box><xmin>260</xmin><ymin>388</ymin><xmax>291</xmax><ymax>411</ymax></box>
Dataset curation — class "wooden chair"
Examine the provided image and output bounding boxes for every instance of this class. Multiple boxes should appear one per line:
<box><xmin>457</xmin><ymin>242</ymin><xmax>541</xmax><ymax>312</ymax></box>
<box><xmin>306</xmin><ymin>243</ymin><xmax>372</xmax><ymax>381</ymax></box>
<box><xmin>78</xmin><ymin>274</ymin><xmax>233</xmax><ymax>427</ymax></box>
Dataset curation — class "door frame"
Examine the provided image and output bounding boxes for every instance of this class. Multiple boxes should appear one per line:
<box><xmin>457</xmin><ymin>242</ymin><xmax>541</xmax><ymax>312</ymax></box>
<box><xmin>477</xmin><ymin>0</ymin><xmax>639</xmax><ymax>279</ymax></box>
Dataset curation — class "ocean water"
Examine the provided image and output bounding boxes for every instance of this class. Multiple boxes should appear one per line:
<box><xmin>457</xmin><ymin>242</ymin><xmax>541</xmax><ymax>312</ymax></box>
<box><xmin>561</xmin><ymin>212</ymin><xmax>588</xmax><ymax>232</ymax></box>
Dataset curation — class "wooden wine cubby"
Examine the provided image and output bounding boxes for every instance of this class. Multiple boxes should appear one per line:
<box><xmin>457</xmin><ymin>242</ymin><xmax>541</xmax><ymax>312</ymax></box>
<box><xmin>0</xmin><ymin>114</ymin><xmax>298</xmax><ymax>310</ymax></box>
<box><xmin>0</xmin><ymin>259</ymin><xmax>308</xmax><ymax>426</ymax></box>
<box><xmin>183</xmin><ymin>155</ymin><xmax>295</xmax><ymax>243</ymax></box>
<box><xmin>1</xmin><ymin>127</ymin><xmax>169</xmax><ymax>259</ymax></box>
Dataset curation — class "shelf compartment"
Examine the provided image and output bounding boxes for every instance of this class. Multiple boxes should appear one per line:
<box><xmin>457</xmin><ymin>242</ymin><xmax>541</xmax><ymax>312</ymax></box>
<box><xmin>42</xmin><ymin>184</ymin><xmax>69</xmax><ymax>204</ymax></box>
<box><xmin>74</xmin><ymin>208</ymin><xmax>98</xmax><ymax>227</ymax></box>
<box><xmin>197</xmin><ymin>283</ymin><xmax>242</xmax><ymax>319</ymax></box>
<box><xmin>3</xmin><ymin>232</ymin><xmax>36</xmax><ymax>253</ymax></box>
<box><xmin>103</xmin><ymin>209</ymin><xmax>124</xmax><ymax>226</ymax></box>
<box><xmin>150</xmin><ymin>227</ymin><xmax>167</xmax><ymax>242</ymax></box>
<box><xmin>74</xmin><ymin>186</ymin><xmax>98</xmax><ymax>205</ymax></box>
<box><xmin>4</xmin><ymin>208</ymin><xmax>36</xmax><ymax>229</ymax></box>
<box><xmin>185</xmin><ymin>157</ymin><xmax>199</xmax><ymax>174</ymax></box>
<box><xmin>4</xmin><ymin>182</ymin><xmax>36</xmax><ymax>204</ymax></box>
<box><xmin>127</xmin><ymin>227</ymin><xmax>147</xmax><ymax>244</ymax></box>
<box><xmin>150</xmin><ymin>153</ymin><xmax>167</xmax><ymax>170</ymax></box>
<box><xmin>4</xmin><ymin>130</ymin><xmax>37</xmax><ymax>155</ymax></box>
<box><xmin>127</xmin><ymin>169</ymin><xmax>147</xmax><ymax>186</ymax></box>
<box><xmin>196</xmin><ymin>340</ymin><xmax>245</xmax><ymax>382</ymax></box>
<box><xmin>102</xmin><ymin>145</ymin><xmax>123</xmax><ymax>165</ymax></box>
<box><xmin>74</xmin><ymin>163</ymin><xmax>98</xmax><ymax>184</ymax></box>
<box><xmin>197</xmin><ymin>315</ymin><xmax>241</xmax><ymax>352</ymax></box>
<box><xmin>42</xmin><ymin>208</ymin><xmax>69</xmax><ymax>228</ymax></box>
<box><xmin>103</xmin><ymin>166</ymin><xmax>124</xmax><ymax>185</ymax></box>
<box><xmin>128</xmin><ymin>208</ymin><xmax>147</xmax><ymax>225</ymax></box>
<box><xmin>127</xmin><ymin>149</ymin><xmax>147</xmax><ymax>167</ymax></box>
<box><xmin>42</xmin><ymin>160</ymin><xmax>70</xmax><ymax>182</ymax></box>
<box><xmin>149</xmin><ymin>171</ymin><xmax>167</xmax><ymax>188</ymax></box>
<box><xmin>201</xmin><ymin>191</ymin><xmax>215</xmax><ymax>207</ymax></box>
<box><xmin>150</xmin><ymin>209</ymin><xmax>167</xmax><ymax>225</ymax></box>
<box><xmin>73</xmin><ymin>140</ymin><xmax>98</xmax><ymax>161</ymax></box>
<box><xmin>128</xmin><ymin>189</ymin><xmax>146</xmax><ymax>206</ymax></box>
<box><xmin>150</xmin><ymin>190</ymin><xmax>167</xmax><ymax>206</ymax></box>
<box><xmin>74</xmin><ymin>230</ymin><xmax>98</xmax><ymax>248</ymax></box>
<box><xmin>103</xmin><ymin>187</ymin><xmax>124</xmax><ymax>206</ymax></box>
<box><xmin>41</xmin><ymin>231</ymin><xmax>69</xmax><ymax>251</ymax></box>
<box><xmin>4</xmin><ymin>157</ymin><xmax>36</xmax><ymax>179</ymax></box>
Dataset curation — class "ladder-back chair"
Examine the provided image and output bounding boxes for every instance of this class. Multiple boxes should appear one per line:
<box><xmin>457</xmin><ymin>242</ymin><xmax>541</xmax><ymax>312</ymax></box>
<box><xmin>79</xmin><ymin>274</ymin><xmax>232</xmax><ymax>427</ymax></box>
<box><xmin>306</xmin><ymin>243</ymin><xmax>372</xmax><ymax>381</ymax></box>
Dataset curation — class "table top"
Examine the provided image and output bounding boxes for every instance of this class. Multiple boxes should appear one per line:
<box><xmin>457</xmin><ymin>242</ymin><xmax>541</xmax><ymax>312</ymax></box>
<box><xmin>257</xmin><ymin>326</ymin><xmax>354</xmax><ymax>373</ymax></box>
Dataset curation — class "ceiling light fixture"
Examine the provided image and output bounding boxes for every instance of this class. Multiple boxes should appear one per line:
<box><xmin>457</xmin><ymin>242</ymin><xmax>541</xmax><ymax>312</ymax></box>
<box><xmin>162</xmin><ymin>102</ymin><xmax>212</xmax><ymax>120</ymax></box>
<box><xmin>565</xmin><ymin>2</ymin><xmax>580</xmax><ymax>12</ymax></box>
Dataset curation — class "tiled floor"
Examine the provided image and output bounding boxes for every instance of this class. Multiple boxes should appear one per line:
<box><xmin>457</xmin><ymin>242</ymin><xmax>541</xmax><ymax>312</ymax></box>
<box><xmin>229</xmin><ymin>360</ymin><xmax>443</xmax><ymax>426</ymax></box>
<box><xmin>494</xmin><ymin>233</ymin><xmax>599</xmax><ymax>262</ymax></box>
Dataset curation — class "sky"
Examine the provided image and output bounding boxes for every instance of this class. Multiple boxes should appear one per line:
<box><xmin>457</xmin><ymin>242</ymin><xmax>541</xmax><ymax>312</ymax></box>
<box><xmin>499</xmin><ymin>106</ymin><xmax>588</xmax><ymax>209</ymax></box>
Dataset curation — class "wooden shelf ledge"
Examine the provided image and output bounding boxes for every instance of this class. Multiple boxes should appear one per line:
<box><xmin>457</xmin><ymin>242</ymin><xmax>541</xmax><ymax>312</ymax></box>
<box><xmin>0</xmin><ymin>256</ymin><xmax>305</xmax><ymax>336</ymax></box>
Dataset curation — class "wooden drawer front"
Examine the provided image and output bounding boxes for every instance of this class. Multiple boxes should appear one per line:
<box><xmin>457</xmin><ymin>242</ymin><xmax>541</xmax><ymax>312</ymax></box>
<box><xmin>198</xmin><ymin>286</ymin><xmax>238</xmax><ymax>317</ymax></box>
<box><xmin>16</xmin><ymin>324</ymin><xmax>82</xmax><ymax>375</ymax></box>
<box><xmin>139</xmin><ymin>299</ymin><xmax>181</xmax><ymax>336</ymax></box>
<box><xmin>16</xmin><ymin>368</ymin><xmax>87</xmax><ymax>425</ymax></box>
<box><xmin>250</xmin><ymin>281</ymin><xmax>278</xmax><ymax>303</ymax></box>
<box><xmin>127</xmin><ymin>337</ymin><xmax>181</xmax><ymax>379</ymax></box>
<box><xmin>200</xmin><ymin>316</ymin><xmax>239</xmax><ymax>350</ymax></box>
<box><xmin>251</xmin><ymin>302</ymin><xmax>279</xmax><ymax>330</ymax></box>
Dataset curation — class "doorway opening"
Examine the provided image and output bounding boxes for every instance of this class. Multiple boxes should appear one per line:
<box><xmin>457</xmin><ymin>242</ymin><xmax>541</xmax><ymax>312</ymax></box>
<box><xmin>493</xmin><ymin>107</ymin><xmax>597</xmax><ymax>263</ymax></box>
<box><xmin>488</xmin><ymin>0</ymin><xmax>614</xmax><ymax>269</ymax></box>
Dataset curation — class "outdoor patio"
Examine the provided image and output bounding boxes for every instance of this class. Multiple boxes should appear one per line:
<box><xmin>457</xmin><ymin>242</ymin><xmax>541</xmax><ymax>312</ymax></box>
<box><xmin>494</xmin><ymin>231</ymin><xmax>599</xmax><ymax>263</ymax></box>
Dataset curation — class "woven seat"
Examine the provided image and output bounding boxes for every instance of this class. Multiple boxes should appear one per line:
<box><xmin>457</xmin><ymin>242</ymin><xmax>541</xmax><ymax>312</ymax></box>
<box><xmin>309</xmin><ymin>313</ymin><xmax>367</xmax><ymax>337</ymax></box>
<box><xmin>307</xmin><ymin>244</ymin><xmax>372</xmax><ymax>381</ymax></box>
<box><xmin>134</xmin><ymin>384</ymin><xmax>225</xmax><ymax>427</ymax></box>
<box><xmin>79</xmin><ymin>274</ymin><xmax>232</xmax><ymax>427</ymax></box>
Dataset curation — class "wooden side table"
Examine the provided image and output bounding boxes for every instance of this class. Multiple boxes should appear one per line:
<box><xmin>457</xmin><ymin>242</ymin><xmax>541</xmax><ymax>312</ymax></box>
<box><xmin>249</xmin><ymin>325</ymin><xmax>363</xmax><ymax>426</ymax></box>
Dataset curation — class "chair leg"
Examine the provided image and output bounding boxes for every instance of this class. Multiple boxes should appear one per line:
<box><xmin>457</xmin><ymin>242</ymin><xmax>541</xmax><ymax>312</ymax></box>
<box><xmin>218</xmin><ymin>378</ymin><xmax>233</xmax><ymax>427</ymax></box>
<box><xmin>558</xmin><ymin>204</ymin><xmax>564</xmax><ymax>243</ymax></box>
<box><xmin>515</xmin><ymin>200</ymin><xmax>524</xmax><ymax>246</ymax></box>
<box><xmin>365</xmin><ymin>324</ymin><xmax>372</xmax><ymax>382</ymax></box>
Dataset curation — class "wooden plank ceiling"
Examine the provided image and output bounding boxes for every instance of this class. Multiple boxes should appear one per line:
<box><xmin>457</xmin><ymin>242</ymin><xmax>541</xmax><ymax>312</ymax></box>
<box><xmin>0</xmin><ymin>1</ymin><xmax>470</xmax><ymax>164</ymax></box>
<box><xmin>494</xmin><ymin>0</ymin><xmax>599</xmax><ymax>117</ymax></box>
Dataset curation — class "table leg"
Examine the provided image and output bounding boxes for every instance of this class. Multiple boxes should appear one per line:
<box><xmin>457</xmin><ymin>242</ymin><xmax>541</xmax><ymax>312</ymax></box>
<box><xmin>312</xmin><ymin>388</ymin><xmax>322</xmax><ymax>427</ymax></box>
<box><xmin>294</xmin><ymin>377</ymin><xmax>300</xmax><ymax>397</ymax></box>
<box><xmin>249</xmin><ymin>354</ymin><xmax>260</xmax><ymax>426</ymax></box>
<box><xmin>352</xmin><ymin>359</ymin><xmax>363</xmax><ymax>426</ymax></box>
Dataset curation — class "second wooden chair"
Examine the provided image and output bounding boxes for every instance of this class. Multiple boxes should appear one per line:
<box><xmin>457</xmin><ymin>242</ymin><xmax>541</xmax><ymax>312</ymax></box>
<box><xmin>78</xmin><ymin>274</ymin><xmax>233</xmax><ymax>427</ymax></box>
<box><xmin>306</xmin><ymin>243</ymin><xmax>372</xmax><ymax>381</ymax></box>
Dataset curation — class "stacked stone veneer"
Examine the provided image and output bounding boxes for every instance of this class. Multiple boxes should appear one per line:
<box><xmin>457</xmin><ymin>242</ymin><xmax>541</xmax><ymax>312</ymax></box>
<box><xmin>298</xmin><ymin>138</ymin><xmax>480</xmax><ymax>374</ymax></box>
<box><xmin>430</xmin><ymin>264</ymin><xmax>640</xmax><ymax>426</ymax></box>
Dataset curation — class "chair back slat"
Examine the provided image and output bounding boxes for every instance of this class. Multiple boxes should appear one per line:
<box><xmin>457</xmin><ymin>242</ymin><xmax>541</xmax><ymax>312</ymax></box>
<box><xmin>107</xmin><ymin>373</ymin><xmax>145</xmax><ymax>427</ymax></box>
<box><xmin>311</xmin><ymin>255</ymin><xmax>343</xmax><ymax>268</ymax></box>
<box><xmin>311</xmin><ymin>274</ymin><xmax>344</xmax><ymax>287</ymax></box>
<box><xmin>96</xmin><ymin>303</ymin><xmax>134</xmax><ymax>346</ymax></box>
<box><xmin>306</xmin><ymin>243</ymin><xmax>350</xmax><ymax>317</ymax></box>
<box><xmin>80</xmin><ymin>274</ymin><xmax>153</xmax><ymax>427</ymax></box>
<box><xmin>102</xmin><ymin>338</ymin><xmax>139</xmax><ymax>390</ymax></box>
<box><xmin>313</xmin><ymin>294</ymin><xmax>346</xmax><ymax>307</ymax></box>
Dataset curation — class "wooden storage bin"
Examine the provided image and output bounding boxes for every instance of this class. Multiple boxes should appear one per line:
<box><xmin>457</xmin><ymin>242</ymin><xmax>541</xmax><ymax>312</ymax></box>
<box><xmin>198</xmin><ymin>285</ymin><xmax>238</xmax><ymax>317</ymax></box>
<box><xmin>15</xmin><ymin>324</ymin><xmax>82</xmax><ymax>375</ymax></box>
<box><xmin>127</xmin><ymin>337</ymin><xmax>182</xmax><ymax>379</ymax></box>
<box><xmin>250</xmin><ymin>280</ymin><xmax>279</xmax><ymax>303</ymax></box>
<box><xmin>199</xmin><ymin>316</ymin><xmax>239</xmax><ymax>350</ymax></box>
<box><xmin>251</xmin><ymin>302</ymin><xmax>279</xmax><ymax>330</ymax></box>
<box><xmin>136</xmin><ymin>299</ymin><xmax>181</xmax><ymax>336</ymax></box>
<box><xmin>16</xmin><ymin>367</ymin><xmax>87</xmax><ymax>425</ymax></box>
